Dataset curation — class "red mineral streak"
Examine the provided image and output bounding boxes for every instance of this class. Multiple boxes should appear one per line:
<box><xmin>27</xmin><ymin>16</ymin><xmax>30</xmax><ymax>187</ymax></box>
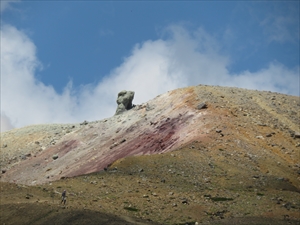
<box><xmin>1</xmin><ymin>88</ymin><xmax>210</xmax><ymax>185</ymax></box>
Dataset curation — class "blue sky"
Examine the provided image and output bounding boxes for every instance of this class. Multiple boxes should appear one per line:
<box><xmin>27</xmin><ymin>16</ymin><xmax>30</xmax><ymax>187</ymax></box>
<box><xmin>1</xmin><ymin>1</ymin><xmax>299</xmax><ymax>131</ymax></box>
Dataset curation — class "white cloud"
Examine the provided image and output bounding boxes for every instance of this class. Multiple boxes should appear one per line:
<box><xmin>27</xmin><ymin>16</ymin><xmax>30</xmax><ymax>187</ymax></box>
<box><xmin>1</xmin><ymin>1</ymin><xmax>11</xmax><ymax>12</ymax></box>
<box><xmin>0</xmin><ymin>0</ymin><xmax>20</xmax><ymax>13</ymax></box>
<box><xmin>259</xmin><ymin>3</ymin><xmax>299</xmax><ymax>44</ymax></box>
<box><xmin>226</xmin><ymin>62</ymin><xmax>299</xmax><ymax>95</ymax></box>
<box><xmin>261</xmin><ymin>16</ymin><xmax>297</xmax><ymax>43</ymax></box>
<box><xmin>1</xmin><ymin>24</ymin><xmax>299</xmax><ymax>132</ymax></box>
<box><xmin>0</xmin><ymin>112</ymin><xmax>14</xmax><ymax>132</ymax></box>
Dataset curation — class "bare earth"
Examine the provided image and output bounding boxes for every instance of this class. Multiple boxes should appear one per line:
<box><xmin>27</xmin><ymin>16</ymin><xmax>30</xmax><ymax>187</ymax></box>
<box><xmin>1</xmin><ymin>84</ymin><xmax>299</xmax><ymax>224</ymax></box>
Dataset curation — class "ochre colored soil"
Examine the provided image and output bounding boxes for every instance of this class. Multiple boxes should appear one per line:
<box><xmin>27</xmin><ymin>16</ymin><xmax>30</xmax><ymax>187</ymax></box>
<box><xmin>1</xmin><ymin>85</ymin><xmax>299</xmax><ymax>224</ymax></box>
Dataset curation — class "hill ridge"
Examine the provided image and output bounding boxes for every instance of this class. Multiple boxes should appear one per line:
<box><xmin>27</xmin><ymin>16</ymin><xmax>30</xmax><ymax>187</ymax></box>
<box><xmin>1</xmin><ymin>85</ymin><xmax>299</xmax><ymax>186</ymax></box>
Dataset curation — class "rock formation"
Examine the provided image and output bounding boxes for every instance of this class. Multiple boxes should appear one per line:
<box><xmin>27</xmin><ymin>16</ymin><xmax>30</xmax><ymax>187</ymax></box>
<box><xmin>115</xmin><ymin>90</ymin><xmax>135</xmax><ymax>115</ymax></box>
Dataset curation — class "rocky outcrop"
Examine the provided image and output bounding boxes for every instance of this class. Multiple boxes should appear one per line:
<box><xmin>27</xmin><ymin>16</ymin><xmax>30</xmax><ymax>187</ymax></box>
<box><xmin>115</xmin><ymin>90</ymin><xmax>135</xmax><ymax>115</ymax></box>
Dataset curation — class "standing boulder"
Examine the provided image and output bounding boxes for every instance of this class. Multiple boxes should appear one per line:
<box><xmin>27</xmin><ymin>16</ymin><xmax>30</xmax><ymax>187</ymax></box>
<box><xmin>115</xmin><ymin>90</ymin><xmax>135</xmax><ymax>115</ymax></box>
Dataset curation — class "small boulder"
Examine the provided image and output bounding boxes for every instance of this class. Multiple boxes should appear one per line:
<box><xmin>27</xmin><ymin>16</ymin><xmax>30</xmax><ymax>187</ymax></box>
<box><xmin>80</xmin><ymin>120</ymin><xmax>89</xmax><ymax>125</ymax></box>
<box><xmin>197</xmin><ymin>102</ymin><xmax>207</xmax><ymax>110</ymax></box>
<box><xmin>294</xmin><ymin>132</ymin><xmax>300</xmax><ymax>139</ymax></box>
<box><xmin>52</xmin><ymin>154</ymin><xmax>58</xmax><ymax>160</ymax></box>
<box><xmin>266</xmin><ymin>132</ymin><xmax>275</xmax><ymax>137</ymax></box>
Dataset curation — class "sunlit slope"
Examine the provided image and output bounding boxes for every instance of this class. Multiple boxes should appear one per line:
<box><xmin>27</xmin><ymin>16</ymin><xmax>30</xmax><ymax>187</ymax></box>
<box><xmin>1</xmin><ymin>85</ymin><xmax>299</xmax><ymax>186</ymax></box>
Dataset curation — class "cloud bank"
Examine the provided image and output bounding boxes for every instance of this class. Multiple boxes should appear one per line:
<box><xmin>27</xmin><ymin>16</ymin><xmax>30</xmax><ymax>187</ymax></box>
<box><xmin>1</xmin><ymin>24</ymin><xmax>299</xmax><ymax>132</ymax></box>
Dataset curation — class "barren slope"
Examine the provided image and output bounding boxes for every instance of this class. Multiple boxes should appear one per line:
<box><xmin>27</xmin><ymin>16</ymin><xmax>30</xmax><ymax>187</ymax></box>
<box><xmin>1</xmin><ymin>85</ymin><xmax>299</xmax><ymax>186</ymax></box>
<box><xmin>1</xmin><ymin>84</ymin><xmax>300</xmax><ymax>224</ymax></box>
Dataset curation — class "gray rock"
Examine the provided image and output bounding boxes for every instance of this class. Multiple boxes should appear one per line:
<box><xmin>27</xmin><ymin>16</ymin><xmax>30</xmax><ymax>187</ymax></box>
<box><xmin>266</xmin><ymin>132</ymin><xmax>275</xmax><ymax>137</ymax></box>
<box><xmin>294</xmin><ymin>132</ymin><xmax>300</xmax><ymax>138</ymax></box>
<box><xmin>197</xmin><ymin>102</ymin><xmax>207</xmax><ymax>110</ymax></box>
<box><xmin>115</xmin><ymin>90</ymin><xmax>135</xmax><ymax>115</ymax></box>
<box><xmin>181</xmin><ymin>198</ymin><xmax>188</xmax><ymax>204</ymax></box>
<box><xmin>119</xmin><ymin>138</ymin><xmax>126</xmax><ymax>144</ymax></box>
<box><xmin>80</xmin><ymin>120</ymin><xmax>89</xmax><ymax>125</ymax></box>
<box><xmin>52</xmin><ymin>154</ymin><xmax>58</xmax><ymax>160</ymax></box>
<box><xmin>146</xmin><ymin>103</ymin><xmax>155</xmax><ymax>111</ymax></box>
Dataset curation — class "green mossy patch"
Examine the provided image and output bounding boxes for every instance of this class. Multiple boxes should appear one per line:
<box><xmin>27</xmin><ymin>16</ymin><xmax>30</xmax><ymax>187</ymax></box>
<box><xmin>123</xmin><ymin>207</ymin><xmax>139</xmax><ymax>212</ymax></box>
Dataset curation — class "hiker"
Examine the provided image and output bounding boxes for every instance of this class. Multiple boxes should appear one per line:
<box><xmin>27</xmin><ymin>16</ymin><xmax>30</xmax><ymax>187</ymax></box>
<box><xmin>61</xmin><ymin>190</ymin><xmax>67</xmax><ymax>205</ymax></box>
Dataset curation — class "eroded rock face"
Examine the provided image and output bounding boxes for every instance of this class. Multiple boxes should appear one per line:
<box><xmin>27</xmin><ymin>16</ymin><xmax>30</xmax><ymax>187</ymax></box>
<box><xmin>115</xmin><ymin>90</ymin><xmax>135</xmax><ymax>115</ymax></box>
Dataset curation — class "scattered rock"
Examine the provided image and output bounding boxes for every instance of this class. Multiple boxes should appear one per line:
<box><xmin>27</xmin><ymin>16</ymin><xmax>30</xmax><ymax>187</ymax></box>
<box><xmin>294</xmin><ymin>132</ymin><xmax>300</xmax><ymax>138</ymax></box>
<box><xmin>2</xmin><ymin>169</ymin><xmax>7</xmax><ymax>174</ymax></box>
<box><xmin>2</xmin><ymin>143</ymin><xmax>7</xmax><ymax>148</ymax></box>
<box><xmin>119</xmin><ymin>139</ymin><xmax>126</xmax><ymax>144</ymax></box>
<box><xmin>150</xmin><ymin>121</ymin><xmax>158</xmax><ymax>126</ymax></box>
<box><xmin>80</xmin><ymin>120</ymin><xmax>89</xmax><ymax>125</ymax></box>
<box><xmin>197</xmin><ymin>102</ymin><xmax>207</xmax><ymax>110</ymax></box>
<box><xmin>256</xmin><ymin>136</ymin><xmax>264</xmax><ymax>139</ymax></box>
<box><xmin>26</xmin><ymin>193</ymin><xmax>33</xmax><ymax>199</ymax></box>
<box><xmin>213</xmin><ymin>210</ymin><xmax>227</xmax><ymax>219</ymax></box>
<box><xmin>110</xmin><ymin>142</ymin><xmax>119</xmax><ymax>149</ymax></box>
<box><xmin>257</xmin><ymin>123</ymin><xmax>267</xmax><ymax>126</ymax></box>
<box><xmin>283</xmin><ymin>202</ymin><xmax>292</xmax><ymax>210</ymax></box>
<box><xmin>181</xmin><ymin>198</ymin><xmax>188</xmax><ymax>204</ymax></box>
<box><xmin>52</xmin><ymin>154</ymin><xmax>58</xmax><ymax>160</ymax></box>
<box><xmin>146</xmin><ymin>103</ymin><xmax>155</xmax><ymax>111</ymax></box>
<box><xmin>208</xmin><ymin>163</ymin><xmax>214</xmax><ymax>168</ymax></box>
<box><xmin>266</xmin><ymin>132</ymin><xmax>275</xmax><ymax>137</ymax></box>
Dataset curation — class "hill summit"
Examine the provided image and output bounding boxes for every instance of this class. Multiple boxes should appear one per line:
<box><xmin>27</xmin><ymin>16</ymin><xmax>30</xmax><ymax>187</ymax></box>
<box><xmin>1</xmin><ymin>84</ymin><xmax>299</xmax><ymax>224</ymax></box>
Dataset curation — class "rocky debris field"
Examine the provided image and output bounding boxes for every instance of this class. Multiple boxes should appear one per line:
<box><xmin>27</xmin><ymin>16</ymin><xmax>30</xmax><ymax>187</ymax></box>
<box><xmin>1</xmin><ymin>147</ymin><xmax>299</xmax><ymax>224</ymax></box>
<box><xmin>1</xmin><ymin>84</ymin><xmax>299</xmax><ymax>224</ymax></box>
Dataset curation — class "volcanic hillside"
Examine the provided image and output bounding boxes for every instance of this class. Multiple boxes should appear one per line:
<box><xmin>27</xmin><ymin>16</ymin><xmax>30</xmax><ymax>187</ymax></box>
<box><xmin>1</xmin><ymin>84</ymin><xmax>300</xmax><ymax>225</ymax></box>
